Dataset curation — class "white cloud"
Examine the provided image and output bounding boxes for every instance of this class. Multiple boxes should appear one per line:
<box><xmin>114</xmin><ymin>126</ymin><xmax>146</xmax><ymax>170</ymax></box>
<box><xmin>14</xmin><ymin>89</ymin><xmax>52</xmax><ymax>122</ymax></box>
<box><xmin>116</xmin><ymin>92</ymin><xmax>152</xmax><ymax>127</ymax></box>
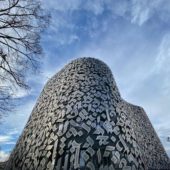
<box><xmin>83</xmin><ymin>0</ymin><xmax>105</xmax><ymax>15</ymax></box>
<box><xmin>0</xmin><ymin>76</ymin><xmax>29</xmax><ymax>100</ymax></box>
<box><xmin>2</xmin><ymin>100</ymin><xmax>35</xmax><ymax>136</ymax></box>
<box><xmin>42</xmin><ymin>0</ymin><xmax>104</xmax><ymax>15</ymax></box>
<box><xmin>11</xmin><ymin>88</ymin><xmax>29</xmax><ymax>99</ymax></box>
<box><xmin>131</xmin><ymin>0</ymin><xmax>153</xmax><ymax>25</ymax></box>
<box><xmin>4</xmin><ymin>142</ymin><xmax>16</xmax><ymax>145</ymax></box>
<box><xmin>41</xmin><ymin>0</ymin><xmax>81</xmax><ymax>11</ymax></box>
<box><xmin>155</xmin><ymin>34</ymin><xmax>170</xmax><ymax>73</ymax></box>
<box><xmin>40</xmin><ymin>0</ymin><xmax>170</xmax><ymax>48</ymax></box>
<box><xmin>7</xmin><ymin>129</ymin><xmax>19</xmax><ymax>136</ymax></box>
<box><xmin>0</xmin><ymin>129</ymin><xmax>20</xmax><ymax>145</ymax></box>
<box><xmin>42</xmin><ymin>0</ymin><xmax>170</xmax><ymax>26</ymax></box>
<box><xmin>148</xmin><ymin>33</ymin><xmax>170</xmax><ymax>97</ymax></box>
<box><xmin>130</xmin><ymin>0</ymin><xmax>170</xmax><ymax>25</ymax></box>
<box><xmin>0</xmin><ymin>135</ymin><xmax>11</xmax><ymax>143</ymax></box>
<box><xmin>0</xmin><ymin>151</ymin><xmax>9</xmax><ymax>162</ymax></box>
<box><xmin>156</xmin><ymin>124</ymin><xmax>170</xmax><ymax>157</ymax></box>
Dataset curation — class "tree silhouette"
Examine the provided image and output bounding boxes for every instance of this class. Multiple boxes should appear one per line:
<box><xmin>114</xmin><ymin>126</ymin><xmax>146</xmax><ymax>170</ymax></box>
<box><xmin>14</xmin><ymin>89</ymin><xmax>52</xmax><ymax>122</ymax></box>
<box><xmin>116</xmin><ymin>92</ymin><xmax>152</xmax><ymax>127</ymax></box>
<box><xmin>0</xmin><ymin>0</ymin><xmax>50</xmax><ymax>115</ymax></box>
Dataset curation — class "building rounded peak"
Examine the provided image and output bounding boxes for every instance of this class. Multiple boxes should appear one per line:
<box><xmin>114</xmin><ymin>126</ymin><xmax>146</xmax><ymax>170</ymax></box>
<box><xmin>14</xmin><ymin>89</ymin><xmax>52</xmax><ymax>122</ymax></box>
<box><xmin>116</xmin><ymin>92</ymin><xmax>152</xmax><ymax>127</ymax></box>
<box><xmin>48</xmin><ymin>57</ymin><xmax>121</xmax><ymax>98</ymax></box>
<box><xmin>68</xmin><ymin>57</ymin><xmax>112</xmax><ymax>73</ymax></box>
<box><xmin>69</xmin><ymin>57</ymin><xmax>108</xmax><ymax>65</ymax></box>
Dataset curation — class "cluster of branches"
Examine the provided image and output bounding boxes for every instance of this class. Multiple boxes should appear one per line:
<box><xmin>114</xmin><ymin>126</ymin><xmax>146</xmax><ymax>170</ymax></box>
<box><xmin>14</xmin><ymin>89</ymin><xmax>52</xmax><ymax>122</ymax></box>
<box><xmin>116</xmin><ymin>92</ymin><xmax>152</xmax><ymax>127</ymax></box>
<box><xmin>0</xmin><ymin>0</ymin><xmax>50</xmax><ymax>115</ymax></box>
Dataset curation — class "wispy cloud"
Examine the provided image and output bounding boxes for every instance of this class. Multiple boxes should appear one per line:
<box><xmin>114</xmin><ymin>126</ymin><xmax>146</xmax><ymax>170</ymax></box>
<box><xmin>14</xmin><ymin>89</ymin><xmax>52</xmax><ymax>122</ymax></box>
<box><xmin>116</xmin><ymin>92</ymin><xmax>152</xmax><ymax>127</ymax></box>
<box><xmin>155</xmin><ymin>33</ymin><xmax>170</xmax><ymax>73</ymax></box>
<box><xmin>0</xmin><ymin>128</ymin><xmax>20</xmax><ymax>145</ymax></box>
<box><xmin>42</xmin><ymin>0</ymin><xmax>170</xmax><ymax>27</ymax></box>
<box><xmin>0</xmin><ymin>151</ymin><xmax>9</xmax><ymax>162</ymax></box>
<box><xmin>0</xmin><ymin>135</ymin><xmax>12</xmax><ymax>143</ymax></box>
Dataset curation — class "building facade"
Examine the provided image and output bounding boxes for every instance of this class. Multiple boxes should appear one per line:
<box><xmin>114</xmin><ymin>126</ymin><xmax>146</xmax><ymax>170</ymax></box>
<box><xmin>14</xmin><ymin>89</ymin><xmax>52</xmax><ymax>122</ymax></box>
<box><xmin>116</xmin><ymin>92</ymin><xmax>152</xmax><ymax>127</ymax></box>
<box><xmin>5</xmin><ymin>58</ymin><xmax>170</xmax><ymax>169</ymax></box>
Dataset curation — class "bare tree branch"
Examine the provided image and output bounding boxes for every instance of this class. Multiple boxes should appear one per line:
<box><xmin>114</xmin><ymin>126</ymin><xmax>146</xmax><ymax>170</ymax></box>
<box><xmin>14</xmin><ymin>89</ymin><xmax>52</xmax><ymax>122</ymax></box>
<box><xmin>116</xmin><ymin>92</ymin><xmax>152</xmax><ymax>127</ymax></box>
<box><xmin>0</xmin><ymin>0</ymin><xmax>50</xmax><ymax>115</ymax></box>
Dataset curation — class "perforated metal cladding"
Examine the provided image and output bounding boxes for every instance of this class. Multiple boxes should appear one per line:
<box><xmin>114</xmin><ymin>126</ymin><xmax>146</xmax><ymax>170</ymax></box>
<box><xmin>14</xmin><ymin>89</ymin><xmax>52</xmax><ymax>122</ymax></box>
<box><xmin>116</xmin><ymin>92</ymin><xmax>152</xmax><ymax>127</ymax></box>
<box><xmin>5</xmin><ymin>58</ymin><xmax>170</xmax><ymax>170</ymax></box>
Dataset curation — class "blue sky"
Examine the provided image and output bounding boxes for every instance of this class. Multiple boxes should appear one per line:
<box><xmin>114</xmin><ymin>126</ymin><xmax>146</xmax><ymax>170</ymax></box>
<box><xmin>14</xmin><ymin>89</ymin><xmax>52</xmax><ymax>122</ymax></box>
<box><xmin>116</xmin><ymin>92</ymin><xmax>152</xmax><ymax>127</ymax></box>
<box><xmin>1</xmin><ymin>0</ymin><xmax>170</xmax><ymax>161</ymax></box>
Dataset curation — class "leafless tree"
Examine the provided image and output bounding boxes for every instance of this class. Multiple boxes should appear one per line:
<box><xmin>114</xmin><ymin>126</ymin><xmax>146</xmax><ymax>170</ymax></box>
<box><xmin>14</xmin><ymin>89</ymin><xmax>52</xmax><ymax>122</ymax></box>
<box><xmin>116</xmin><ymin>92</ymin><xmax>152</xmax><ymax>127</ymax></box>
<box><xmin>0</xmin><ymin>0</ymin><xmax>50</xmax><ymax>115</ymax></box>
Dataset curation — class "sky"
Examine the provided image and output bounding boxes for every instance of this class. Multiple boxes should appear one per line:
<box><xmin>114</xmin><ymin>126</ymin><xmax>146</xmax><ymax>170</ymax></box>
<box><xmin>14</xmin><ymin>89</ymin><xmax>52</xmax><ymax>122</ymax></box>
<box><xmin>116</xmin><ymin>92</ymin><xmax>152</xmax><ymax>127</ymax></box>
<box><xmin>0</xmin><ymin>0</ymin><xmax>170</xmax><ymax>161</ymax></box>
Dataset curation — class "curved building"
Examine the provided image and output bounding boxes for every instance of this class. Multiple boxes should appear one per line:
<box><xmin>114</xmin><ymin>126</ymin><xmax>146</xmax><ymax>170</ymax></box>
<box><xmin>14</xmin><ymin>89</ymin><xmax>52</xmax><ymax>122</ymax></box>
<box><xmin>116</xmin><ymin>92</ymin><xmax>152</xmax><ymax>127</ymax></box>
<box><xmin>5</xmin><ymin>58</ymin><xmax>170</xmax><ymax>169</ymax></box>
